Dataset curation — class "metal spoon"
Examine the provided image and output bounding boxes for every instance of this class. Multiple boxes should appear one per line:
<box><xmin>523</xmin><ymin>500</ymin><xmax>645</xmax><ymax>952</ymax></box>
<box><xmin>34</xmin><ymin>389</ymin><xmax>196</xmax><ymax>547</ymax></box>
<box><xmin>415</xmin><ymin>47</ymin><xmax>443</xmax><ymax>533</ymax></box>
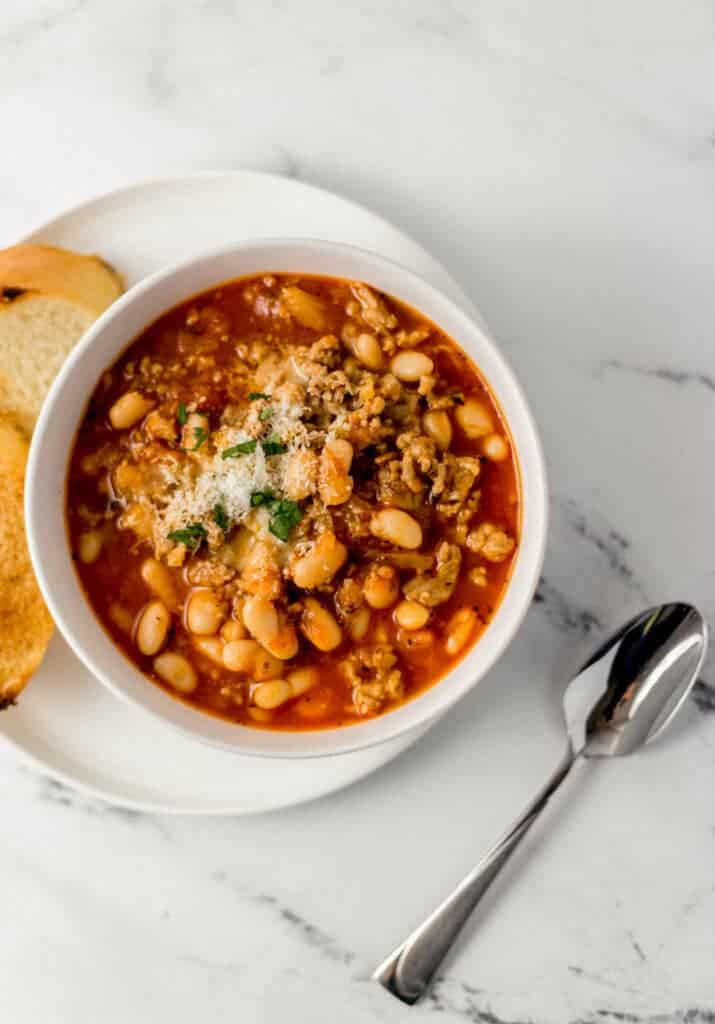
<box><xmin>374</xmin><ymin>602</ymin><xmax>708</xmax><ymax>1005</ymax></box>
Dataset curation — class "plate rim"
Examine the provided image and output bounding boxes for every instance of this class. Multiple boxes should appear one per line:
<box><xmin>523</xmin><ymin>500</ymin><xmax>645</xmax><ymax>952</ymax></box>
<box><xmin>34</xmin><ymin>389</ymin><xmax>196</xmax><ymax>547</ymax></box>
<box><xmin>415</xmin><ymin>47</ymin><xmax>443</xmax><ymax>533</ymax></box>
<box><xmin>1</xmin><ymin>167</ymin><xmax>475</xmax><ymax>815</ymax></box>
<box><xmin>2</xmin><ymin>719</ymin><xmax>427</xmax><ymax>816</ymax></box>
<box><xmin>17</xmin><ymin>167</ymin><xmax>485</xmax><ymax>324</ymax></box>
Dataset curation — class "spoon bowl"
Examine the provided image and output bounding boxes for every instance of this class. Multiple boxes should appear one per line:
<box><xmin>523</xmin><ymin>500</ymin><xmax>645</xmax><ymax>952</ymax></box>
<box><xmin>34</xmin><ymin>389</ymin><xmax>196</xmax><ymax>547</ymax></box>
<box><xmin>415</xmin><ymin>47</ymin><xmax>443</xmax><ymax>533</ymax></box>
<box><xmin>566</xmin><ymin>602</ymin><xmax>707</xmax><ymax>758</ymax></box>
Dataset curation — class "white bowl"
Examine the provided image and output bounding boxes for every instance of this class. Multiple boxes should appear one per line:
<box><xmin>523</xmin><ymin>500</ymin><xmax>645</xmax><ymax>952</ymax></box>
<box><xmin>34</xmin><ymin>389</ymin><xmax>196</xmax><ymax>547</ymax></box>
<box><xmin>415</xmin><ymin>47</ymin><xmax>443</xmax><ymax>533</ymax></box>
<box><xmin>26</xmin><ymin>239</ymin><xmax>547</xmax><ymax>758</ymax></box>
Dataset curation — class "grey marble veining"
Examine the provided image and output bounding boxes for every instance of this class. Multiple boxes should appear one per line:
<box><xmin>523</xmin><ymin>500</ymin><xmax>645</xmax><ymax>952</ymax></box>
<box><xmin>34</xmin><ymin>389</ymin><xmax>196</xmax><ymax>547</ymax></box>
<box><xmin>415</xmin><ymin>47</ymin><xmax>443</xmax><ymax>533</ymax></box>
<box><xmin>600</xmin><ymin>362</ymin><xmax>715</xmax><ymax>395</ymax></box>
<box><xmin>1</xmin><ymin>1</ymin><xmax>714</xmax><ymax>1022</ymax></box>
<box><xmin>692</xmin><ymin>680</ymin><xmax>715</xmax><ymax>712</ymax></box>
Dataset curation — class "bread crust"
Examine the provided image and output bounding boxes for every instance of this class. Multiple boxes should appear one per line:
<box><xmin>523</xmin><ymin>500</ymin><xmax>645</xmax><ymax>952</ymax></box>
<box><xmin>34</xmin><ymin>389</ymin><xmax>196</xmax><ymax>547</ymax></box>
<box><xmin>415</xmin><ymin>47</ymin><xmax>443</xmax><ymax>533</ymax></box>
<box><xmin>0</xmin><ymin>243</ymin><xmax>124</xmax><ymax>433</ymax></box>
<box><xmin>0</xmin><ymin>243</ymin><xmax>123</xmax><ymax>316</ymax></box>
<box><xmin>0</xmin><ymin>413</ymin><xmax>53</xmax><ymax>706</ymax></box>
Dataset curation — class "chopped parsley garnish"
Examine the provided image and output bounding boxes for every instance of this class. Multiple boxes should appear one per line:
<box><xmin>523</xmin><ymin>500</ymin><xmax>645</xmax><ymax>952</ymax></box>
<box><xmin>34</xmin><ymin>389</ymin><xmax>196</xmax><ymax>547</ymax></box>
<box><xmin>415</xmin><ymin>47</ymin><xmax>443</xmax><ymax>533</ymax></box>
<box><xmin>191</xmin><ymin>426</ymin><xmax>208</xmax><ymax>450</ymax></box>
<box><xmin>261</xmin><ymin>433</ymin><xmax>287</xmax><ymax>456</ymax></box>
<box><xmin>167</xmin><ymin>522</ymin><xmax>207</xmax><ymax>547</ymax></box>
<box><xmin>249</xmin><ymin>490</ymin><xmax>302</xmax><ymax>541</ymax></box>
<box><xmin>258</xmin><ymin>406</ymin><xmax>274</xmax><ymax>421</ymax></box>
<box><xmin>212</xmin><ymin>503</ymin><xmax>229</xmax><ymax>531</ymax></box>
<box><xmin>268</xmin><ymin>498</ymin><xmax>303</xmax><ymax>541</ymax></box>
<box><xmin>248</xmin><ymin>391</ymin><xmax>271</xmax><ymax>401</ymax></box>
<box><xmin>250</xmin><ymin>488</ymin><xmax>276</xmax><ymax>507</ymax></box>
<box><xmin>177</xmin><ymin>401</ymin><xmax>188</xmax><ymax>425</ymax></box>
<box><xmin>222</xmin><ymin>439</ymin><xmax>257</xmax><ymax>458</ymax></box>
<box><xmin>221</xmin><ymin>434</ymin><xmax>286</xmax><ymax>459</ymax></box>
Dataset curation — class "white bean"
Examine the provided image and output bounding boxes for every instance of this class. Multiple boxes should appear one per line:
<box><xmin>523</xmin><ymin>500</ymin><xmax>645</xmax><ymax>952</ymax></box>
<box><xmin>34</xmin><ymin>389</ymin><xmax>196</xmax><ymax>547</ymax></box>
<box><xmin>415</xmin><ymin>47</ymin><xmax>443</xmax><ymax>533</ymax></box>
<box><xmin>193</xmin><ymin>636</ymin><xmax>225</xmax><ymax>666</ymax></box>
<box><xmin>445</xmin><ymin>607</ymin><xmax>478</xmax><ymax>656</ymax></box>
<box><xmin>394</xmin><ymin>600</ymin><xmax>430</xmax><ymax>630</ymax></box>
<box><xmin>223</xmin><ymin>638</ymin><xmax>261</xmax><ymax>673</ymax></box>
<box><xmin>481</xmin><ymin>433</ymin><xmax>509</xmax><ymax>462</ymax></box>
<box><xmin>242</xmin><ymin>595</ymin><xmax>298</xmax><ymax>660</ymax></box>
<box><xmin>369</xmin><ymin>508</ymin><xmax>422</xmax><ymax>550</ymax></box>
<box><xmin>363</xmin><ymin>564</ymin><xmax>400</xmax><ymax>609</ymax></box>
<box><xmin>241</xmin><ymin>594</ymin><xmax>277</xmax><ymax>642</ymax></box>
<box><xmin>135</xmin><ymin>600</ymin><xmax>171</xmax><ymax>656</ymax></box>
<box><xmin>140</xmin><ymin>558</ymin><xmax>180</xmax><ymax>611</ymax></box>
<box><xmin>422</xmin><ymin>409</ymin><xmax>453</xmax><ymax>450</ymax></box>
<box><xmin>286</xmin><ymin>666</ymin><xmax>320</xmax><ymax>697</ymax></box>
<box><xmin>281</xmin><ymin>286</ymin><xmax>328</xmax><ymax>330</ymax></box>
<box><xmin>251</xmin><ymin>646</ymin><xmax>283</xmax><ymax>681</ymax></box>
<box><xmin>108</xmin><ymin>602</ymin><xmax>134</xmax><ymax>634</ymax></box>
<box><xmin>291</xmin><ymin>532</ymin><xmax>347</xmax><ymax>589</ymax></box>
<box><xmin>348</xmin><ymin>607</ymin><xmax>371</xmax><ymax>641</ymax></box>
<box><xmin>389</xmin><ymin>350</ymin><xmax>434</xmax><ymax>382</ymax></box>
<box><xmin>77</xmin><ymin>530</ymin><xmax>103</xmax><ymax>564</ymax></box>
<box><xmin>253</xmin><ymin>679</ymin><xmax>294</xmax><ymax>710</ymax></box>
<box><xmin>300</xmin><ymin>598</ymin><xmax>343</xmax><ymax>652</ymax></box>
<box><xmin>220</xmin><ymin>619</ymin><xmax>246</xmax><ymax>642</ymax></box>
<box><xmin>109</xmin><ymin>391</ymin><xmax>153</xmax><ymax>430</ymax></box>
<box><xmin>185</xmin><ymin>589</ymin><xmax>225</xmax><ymax>636</ymax></box>
<box><xmin>153</xmin><ymin>651</ymin><xmax>197</xmax><ymax>693</ymax></box>
<box><xmin>354</xmin><ymin>333</ymin><xmax>384</xmax><ymax>371</ymax></box>
<box><xmin>455</xmin><ymin>397</ymin><xmax>493</xmax><ymax>439</ymax></box>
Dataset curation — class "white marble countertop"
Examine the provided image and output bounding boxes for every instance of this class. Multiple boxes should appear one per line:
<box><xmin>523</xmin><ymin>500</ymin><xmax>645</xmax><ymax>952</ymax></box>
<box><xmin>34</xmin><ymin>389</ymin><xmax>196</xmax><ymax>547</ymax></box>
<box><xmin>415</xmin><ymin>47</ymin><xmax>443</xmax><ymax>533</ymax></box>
<box><xmin>1</xmin><ymin>2</ymin><xmax>714</xmax><ymax>1022</ymax></box>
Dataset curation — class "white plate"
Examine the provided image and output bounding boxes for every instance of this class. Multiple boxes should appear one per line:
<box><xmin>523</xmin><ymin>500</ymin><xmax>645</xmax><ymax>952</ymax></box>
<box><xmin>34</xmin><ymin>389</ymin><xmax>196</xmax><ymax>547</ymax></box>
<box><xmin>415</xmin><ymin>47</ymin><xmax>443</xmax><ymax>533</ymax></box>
<box><xmin>0</xmin><ymin>170</ymin><xmax>475</xmax><ymax>815</ymax></box>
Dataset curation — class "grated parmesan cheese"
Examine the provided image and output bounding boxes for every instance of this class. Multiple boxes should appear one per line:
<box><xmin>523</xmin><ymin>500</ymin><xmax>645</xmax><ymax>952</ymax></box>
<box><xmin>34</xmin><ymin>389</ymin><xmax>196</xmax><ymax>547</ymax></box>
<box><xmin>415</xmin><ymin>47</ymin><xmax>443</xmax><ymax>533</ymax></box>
<box><xmin>155</xmin><ymin>399</ymin><xmax>311</xmax><ymax>544</ymax></box>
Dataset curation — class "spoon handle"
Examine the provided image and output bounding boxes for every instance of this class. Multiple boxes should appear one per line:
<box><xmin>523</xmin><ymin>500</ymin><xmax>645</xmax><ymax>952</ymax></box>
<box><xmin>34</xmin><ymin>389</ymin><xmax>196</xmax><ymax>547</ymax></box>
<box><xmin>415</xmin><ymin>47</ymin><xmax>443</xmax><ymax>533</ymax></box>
<box><xmin>373</xmin><ymin>745</ymin><xmax>576</xmax><ymax>1004</ymax></box>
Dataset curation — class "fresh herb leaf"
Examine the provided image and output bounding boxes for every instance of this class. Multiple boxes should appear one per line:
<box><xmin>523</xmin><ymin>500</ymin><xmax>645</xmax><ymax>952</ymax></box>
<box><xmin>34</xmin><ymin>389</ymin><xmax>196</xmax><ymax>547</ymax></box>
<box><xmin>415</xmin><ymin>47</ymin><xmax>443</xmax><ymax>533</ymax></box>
<box><xmin>177</xmin><ymin>401</ymin><xmax>188</xmax><ymax>425</ymax></box>
<box><xmin>212</xmin><ymin>503</ymin><xmax>229</xmax><ymax>531</ymax></box>
<box><xmin>222</xmin><ymin>440</ymin><xmax>257</xmax><ymax>458</ymax></box>
<box><xmin>167</xmin><ymin>522</ymin><xmax>207</xmax><ymax>547</ymax></box>
<box><xmin>249</xmin><ymin>491</ymin><xmax>302</xmax><ymax>540</ymax></box>
<box><xmin>250</xmin><ymin>489</ymin><xmax>276</xmax><ymax>507</ymax></box>
<box><xmin>258</xmin><ymin>406</ymin><xmax>274</xmax><ymax>421</ymax></box>
<box><xmin>248</xmin><ymin>391</ymin><xmax>271</xmax><ymax>401</ymax></box>
<box><xmin>267</xmin><ymin>499</ymin><xmax>302</xmax><ymax>542</ymax></box>
<box><xmin>192</xmin><ymin>426</ymin><xmax>208</xmax><ymax>450</ymax></box>
<box><xmin>261</xmin><ymin>433</ymin><xmax>286</xmax><ymax>456</ymax></box>
<box><xmin>222</xmin><ymin>433</ymin><xmax>286</xmax><ymax>459</ymax></box>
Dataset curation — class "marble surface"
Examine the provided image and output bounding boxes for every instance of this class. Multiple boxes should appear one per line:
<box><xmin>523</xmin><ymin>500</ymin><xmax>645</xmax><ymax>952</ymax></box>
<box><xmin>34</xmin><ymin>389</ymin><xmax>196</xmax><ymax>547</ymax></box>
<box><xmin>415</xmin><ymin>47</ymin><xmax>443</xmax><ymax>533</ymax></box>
<box><xmin>1</xmin><ymin>2</ymin><xmax>714</xmax><ymax>1022</ymax></box>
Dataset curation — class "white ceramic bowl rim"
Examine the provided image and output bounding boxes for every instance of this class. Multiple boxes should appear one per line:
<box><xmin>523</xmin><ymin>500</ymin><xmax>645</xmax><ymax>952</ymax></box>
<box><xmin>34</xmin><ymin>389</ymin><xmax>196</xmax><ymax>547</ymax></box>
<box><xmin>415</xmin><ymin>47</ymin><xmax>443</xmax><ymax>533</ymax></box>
<box><xmin>26</xmin><ymin>238</ymin><xmax>548</xmax><ymax>759</ymax></box>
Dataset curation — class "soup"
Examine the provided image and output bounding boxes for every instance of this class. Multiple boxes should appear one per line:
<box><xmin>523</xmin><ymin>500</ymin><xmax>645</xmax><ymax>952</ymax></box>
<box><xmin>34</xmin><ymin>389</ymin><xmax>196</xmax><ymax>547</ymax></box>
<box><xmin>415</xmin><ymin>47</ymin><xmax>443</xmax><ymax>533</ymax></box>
<box><xmin>66</xmin><ymin>275</ymin><xmax>519</xmax><ymax>730</ymax></box>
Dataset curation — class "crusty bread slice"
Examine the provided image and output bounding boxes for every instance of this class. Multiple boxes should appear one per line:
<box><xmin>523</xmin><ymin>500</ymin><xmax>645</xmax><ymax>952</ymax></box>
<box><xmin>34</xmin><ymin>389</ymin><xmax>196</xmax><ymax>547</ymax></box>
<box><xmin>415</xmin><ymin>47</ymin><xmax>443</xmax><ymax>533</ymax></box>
<box><xmin>0</xmin><ymin>244</ymin><xmax>123</xmax><ymax>434</ymax></box>
<box><xmin>0</xmin><ymin>243</ymin><xmax>122</xmax><ymax>316</ymax></box>
<box><xmin>0</xmin><ymin>412</ymin><xmax>54</xmax><ymax>707</ymax></box>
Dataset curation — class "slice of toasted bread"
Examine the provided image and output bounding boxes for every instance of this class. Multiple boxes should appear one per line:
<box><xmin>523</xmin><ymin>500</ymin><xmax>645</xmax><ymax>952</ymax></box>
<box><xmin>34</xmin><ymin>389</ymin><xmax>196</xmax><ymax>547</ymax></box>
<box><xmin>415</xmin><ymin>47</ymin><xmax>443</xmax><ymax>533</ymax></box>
<box><xmin>0</xmin><ymin>244</ymin><xmax>122</xmax><ymax>316</ymax></box>
<box><xmin>0</xmin><ymin>413</ymin><xmax>54</xmax><ymax>707</ymax></box>
<box><xmin>0</xmin><ymin>244</ymin><xmax>123</xmax><ymax>434</ymax></box>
